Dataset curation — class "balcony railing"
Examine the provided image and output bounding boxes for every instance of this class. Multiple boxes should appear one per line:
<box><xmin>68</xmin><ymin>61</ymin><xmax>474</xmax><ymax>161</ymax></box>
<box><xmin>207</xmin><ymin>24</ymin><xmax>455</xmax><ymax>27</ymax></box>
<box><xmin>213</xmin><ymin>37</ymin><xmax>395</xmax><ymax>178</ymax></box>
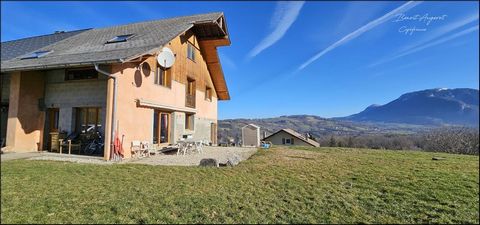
<box><xmin>186</xmin><ymin>94</ymin><xmax>196</xmax><ymax>108</ymax></box>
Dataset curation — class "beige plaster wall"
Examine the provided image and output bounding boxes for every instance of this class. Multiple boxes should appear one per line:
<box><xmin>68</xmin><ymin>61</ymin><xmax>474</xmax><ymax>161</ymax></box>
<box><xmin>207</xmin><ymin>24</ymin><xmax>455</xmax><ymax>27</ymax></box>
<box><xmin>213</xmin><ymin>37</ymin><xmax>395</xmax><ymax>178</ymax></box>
<box><xmin>6</xmin><ymin>71</ymin><xmax>46</xmax><ymax>151</ymax></box>
<box><xmin>110</xmin><ymin>33</ymin><xmax>219</xmax><ymax>158</ymax></box>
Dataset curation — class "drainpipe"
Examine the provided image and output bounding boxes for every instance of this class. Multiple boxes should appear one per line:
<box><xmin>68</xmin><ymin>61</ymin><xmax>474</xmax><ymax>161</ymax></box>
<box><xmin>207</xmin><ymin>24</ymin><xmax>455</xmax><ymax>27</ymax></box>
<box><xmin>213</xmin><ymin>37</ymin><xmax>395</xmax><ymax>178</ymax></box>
<box><xmin>94</xmin><ymin>63</ymin><xmax>117</xmax><ymax>161</ymax></box>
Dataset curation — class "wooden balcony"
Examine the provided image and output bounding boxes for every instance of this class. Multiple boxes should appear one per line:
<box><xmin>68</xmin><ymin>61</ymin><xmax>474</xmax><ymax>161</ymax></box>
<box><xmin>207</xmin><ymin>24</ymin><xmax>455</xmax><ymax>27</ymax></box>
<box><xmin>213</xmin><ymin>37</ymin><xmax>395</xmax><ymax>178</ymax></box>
<box><xmin>186</xmin><ymin>94</ymin><xmax>196</xmax><ymax>108</ymax></box>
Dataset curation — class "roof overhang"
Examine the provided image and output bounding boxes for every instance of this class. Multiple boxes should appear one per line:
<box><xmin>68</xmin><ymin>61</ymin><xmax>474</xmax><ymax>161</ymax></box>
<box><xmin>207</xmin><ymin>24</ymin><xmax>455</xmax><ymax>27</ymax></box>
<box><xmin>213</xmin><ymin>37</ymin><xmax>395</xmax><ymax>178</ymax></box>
<box><xmin>0</xmin><ymin>59</ymin><xmax>120</xmax><ymax>73</ymax></box>
<box><xmin>195</xmin><ymin>14</ymin><xmax>231</xmax><ymax>100</ymax></box>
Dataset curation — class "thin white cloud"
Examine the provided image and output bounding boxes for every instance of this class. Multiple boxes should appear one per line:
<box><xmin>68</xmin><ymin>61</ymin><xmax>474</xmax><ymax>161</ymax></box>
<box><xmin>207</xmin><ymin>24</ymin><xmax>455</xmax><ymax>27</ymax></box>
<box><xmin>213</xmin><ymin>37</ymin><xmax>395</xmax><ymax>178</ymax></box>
<box><xmin>334</xmin><ymin>2</ymin><xmax>387</xmax><ymax>36</ymax></box>
<box><xmin>369</xmin><ymin>12</ymin><xmax>479</xmax><ymax>67</ymax></box>
<box><xmin>401</xmin><ymin>13</ymin><xmax>478</xmax><ymax>52</ymax></box>
<box><xmin>397</xmin><ymin>25</ymin><xmax>479</xmax><ymax>57</ymax></box>
<box><xmin>247</xmin><ymin>1</ymin><xmax>305</xmax><ymax>58</ymax></box>
<box><xmin>297</xmin><ymin>1</ymin><xmax>422</xmax><ymax>71</ymax></box>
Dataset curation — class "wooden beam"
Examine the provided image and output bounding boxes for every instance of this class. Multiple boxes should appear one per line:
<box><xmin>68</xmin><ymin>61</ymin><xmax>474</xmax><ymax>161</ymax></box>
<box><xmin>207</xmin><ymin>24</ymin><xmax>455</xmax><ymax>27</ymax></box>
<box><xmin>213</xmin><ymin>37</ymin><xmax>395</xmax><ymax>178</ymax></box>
<box><xmin>199</xmin><ymin>37</ymin><xmax>231</xmax><ymax>47</ymax></box>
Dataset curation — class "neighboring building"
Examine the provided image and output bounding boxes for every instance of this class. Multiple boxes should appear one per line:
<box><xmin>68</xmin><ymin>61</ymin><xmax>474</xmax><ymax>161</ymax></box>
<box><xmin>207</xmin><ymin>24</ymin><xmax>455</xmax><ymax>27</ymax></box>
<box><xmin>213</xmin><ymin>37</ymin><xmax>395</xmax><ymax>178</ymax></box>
<box><xmin>241</xmin><ymin>124</ymin><xmax>260</xmax><ymax>147</ymax></box>
<box><xmin>263</xmin><ymin>129</ymin><xmax>320</xmax><ymax>147</ymax></box>
<box><xmin>0</xmin><ymin>12</ymin><xmax>231</xmax><ymax>160</ymax></box>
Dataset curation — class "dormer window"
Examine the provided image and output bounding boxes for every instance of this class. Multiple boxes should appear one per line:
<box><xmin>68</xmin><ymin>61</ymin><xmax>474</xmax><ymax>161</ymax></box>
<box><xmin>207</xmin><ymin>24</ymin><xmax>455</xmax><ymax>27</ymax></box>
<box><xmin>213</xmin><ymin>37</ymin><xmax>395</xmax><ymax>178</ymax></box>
<box><xmin>106</xmin><ymin>34</ymin><xmax>134</xmax><ymax>44</ymax></box>
<box><xmin>20</xmin><ymin>50</ymin><xmax>52</xmax><ymax>59</ymax></box>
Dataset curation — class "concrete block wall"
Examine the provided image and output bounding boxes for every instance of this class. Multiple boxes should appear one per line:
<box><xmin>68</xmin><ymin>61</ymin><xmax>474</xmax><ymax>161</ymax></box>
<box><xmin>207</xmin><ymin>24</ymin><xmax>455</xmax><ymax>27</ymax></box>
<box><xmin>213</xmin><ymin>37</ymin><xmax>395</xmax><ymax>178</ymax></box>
<box><xmin>44</xmin><ymin>69</ymin><xmax>107</xmax><ymax>135</ymax></box>
<box><xmin>170</xmin><ymin>112</ymin><xmax>214</xmax><ymax>144</ymax></box>
<box><xmin>193</xmin><ymin>117</ymin><xmax>215</xmax><ymax>143</ymax></box>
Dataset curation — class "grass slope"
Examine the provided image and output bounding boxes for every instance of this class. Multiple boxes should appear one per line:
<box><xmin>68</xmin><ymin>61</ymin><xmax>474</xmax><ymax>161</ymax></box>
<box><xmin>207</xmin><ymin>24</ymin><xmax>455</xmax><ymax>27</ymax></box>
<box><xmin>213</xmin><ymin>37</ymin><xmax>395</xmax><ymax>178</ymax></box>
<box><xmin>1</xmin><ymin>147</ymin><xmax>479</xmax><ymax>224</ymax></box>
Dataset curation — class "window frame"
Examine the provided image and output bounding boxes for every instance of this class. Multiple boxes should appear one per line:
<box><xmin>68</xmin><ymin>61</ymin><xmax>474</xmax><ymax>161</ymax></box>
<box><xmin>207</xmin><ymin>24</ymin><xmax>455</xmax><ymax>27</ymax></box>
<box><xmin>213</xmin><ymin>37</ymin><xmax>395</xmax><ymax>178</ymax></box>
<box><xmin>187</xmin><ymin>42</ymin><xmax>196</xmax><ymax>62</ymax></box>
<box><xmin>205</xmin><ymin>86</ymin><xmax>212</xmax><ymax>101</ymax></box>
<box><xmin>20</xmin><ymin>50</ymin><xmax>52</xmax><ymax>60</ymax></box>
<box><xmin>106</xmin><ymin>34</ymin><xmax>135</xmax><ymax>44</ymax></box>
<box><xmin>65</xmin><ymin>67</ymin><xmax>99</xmax><ymax>81</ymax></box>
<box><xmin>154</xmin><ymin>65</ymin><xmax>171</xmax><ymax>88</ymax></box>
<box><xmin>185</xmin><ymin>113</ymin><xmax>195</xmax><ymax>130</ymax></box>
<box><xmin>75</xmin><ymin>107</ymin><xmax>101</xmax><ymax>134</ymax></box>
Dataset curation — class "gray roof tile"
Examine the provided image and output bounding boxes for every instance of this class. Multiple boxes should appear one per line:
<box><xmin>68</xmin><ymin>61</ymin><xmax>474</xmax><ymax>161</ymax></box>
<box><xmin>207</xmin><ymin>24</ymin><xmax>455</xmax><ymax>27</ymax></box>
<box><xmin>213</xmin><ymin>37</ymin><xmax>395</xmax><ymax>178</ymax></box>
<box><xmin>1</xmin><ymin>12</ymin><xmax>223</xmax><ymax>72</ymax></box>
<box><xmin>1</xmin><ymin>29</ymin><xmax>90</xmax><ymax>61</ymax></box>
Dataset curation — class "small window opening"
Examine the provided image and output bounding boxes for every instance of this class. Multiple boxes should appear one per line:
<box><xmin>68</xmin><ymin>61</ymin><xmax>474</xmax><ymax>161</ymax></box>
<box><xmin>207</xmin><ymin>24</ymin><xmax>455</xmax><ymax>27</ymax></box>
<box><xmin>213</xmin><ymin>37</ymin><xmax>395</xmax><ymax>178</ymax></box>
<box><xmin>106</xmin><ymin>34</ymin><xmax>134</xmax><ymax>44</ymax></box>
<box><xmin>20</xmin><ymin>50</ymin><xmax>52</xmax><ymax>59</ymax></box>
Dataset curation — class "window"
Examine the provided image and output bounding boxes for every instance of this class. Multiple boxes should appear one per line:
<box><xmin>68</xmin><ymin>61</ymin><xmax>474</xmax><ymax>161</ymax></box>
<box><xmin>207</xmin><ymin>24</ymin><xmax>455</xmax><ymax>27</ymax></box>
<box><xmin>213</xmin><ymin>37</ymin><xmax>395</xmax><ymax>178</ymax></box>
<box><xmin>75</xmin><ymin>107</ymin><xmax>102</xmax><ymax>134</ymax></box>
<box><xmin>106</xmin><ymin>34</ymin><xmax>134</xmax><ymax>44</ymax></box>
<box><xmin>66</xmin><ymin>68</ymin><xmax>98</xmax><ymax>81</ymax></box>
<box><xmin>205</xmin><ymin>86</ymin><xmax>212</xmax><ymax>101</ymax></box>
<box><xmin>282</xmin><ymin>138</ymin><xmax>294</xmax><ymax>145</ymax></box>
<box><xmin>185</xmin><ymin>78</ymin><xmax>196</xmax><ymax>108</ymax></box>
<box><xmin>48</xmin><ymin>108</ymin><xmax>59</xmax><ymax>132</ymax></box>
<box><xmin>187</xmin><ymin>43</ymin><xmax>195</xmax><ymax>61</ymax></box>
<box><xmin>20</xmin><ymin>50</ymin><xmax>52</xmax><ymax>59</ymax></box>
<box><xmin>154</xmin><ymin>65</ymin><xmax>171</xmax><ymax>87</ymax></box>
<box><xmin>185</xmin><ymin>113</ymin><xmax>194</xmax><ymax>130</ymax></box>
<box><xmin>187</xmin><ymin>79</ymin><xmax>195</xmax><ymax>95</ymax></box>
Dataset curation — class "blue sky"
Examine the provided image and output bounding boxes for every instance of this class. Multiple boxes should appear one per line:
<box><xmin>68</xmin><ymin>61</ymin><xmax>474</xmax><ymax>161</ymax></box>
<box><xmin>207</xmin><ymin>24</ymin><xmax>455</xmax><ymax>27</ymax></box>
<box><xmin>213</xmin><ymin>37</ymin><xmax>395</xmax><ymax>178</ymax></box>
<box><xmin>2</xmin><ymin>1</ymin><xmax>479</xmax><ymax>119</ymax></box>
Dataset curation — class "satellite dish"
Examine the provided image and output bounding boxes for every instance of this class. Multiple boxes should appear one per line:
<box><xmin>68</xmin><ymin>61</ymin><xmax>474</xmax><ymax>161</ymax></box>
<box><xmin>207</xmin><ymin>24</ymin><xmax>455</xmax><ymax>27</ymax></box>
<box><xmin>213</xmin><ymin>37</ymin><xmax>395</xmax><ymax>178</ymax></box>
<box><xmin>157</xmin><ymin>47</ymin><xmax>175</xmax><ymax>68</ymax></box>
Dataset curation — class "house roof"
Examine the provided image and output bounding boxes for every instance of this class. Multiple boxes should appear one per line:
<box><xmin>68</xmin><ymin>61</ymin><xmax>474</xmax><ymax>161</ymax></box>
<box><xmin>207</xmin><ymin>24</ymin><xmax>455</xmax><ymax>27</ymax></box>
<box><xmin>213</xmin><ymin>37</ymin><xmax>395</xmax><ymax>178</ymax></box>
<box><xmin>242</xmin><ymin>124</ymin><xmax>260</xmax><ymax>129</ymax></box>
<box><xmin>1</xmin><ymin>12</ymin><xmax>231</xmax><ymax>100</ymax></box>
<box><xmin>1</xmin><ymin>29</ymin><xmax>90</xmax><ymax>61</ymax></box>
<box><xmin>264</xmin><ymin>129</ymin><xmax>320</xmax><ymax>147</ymax></box>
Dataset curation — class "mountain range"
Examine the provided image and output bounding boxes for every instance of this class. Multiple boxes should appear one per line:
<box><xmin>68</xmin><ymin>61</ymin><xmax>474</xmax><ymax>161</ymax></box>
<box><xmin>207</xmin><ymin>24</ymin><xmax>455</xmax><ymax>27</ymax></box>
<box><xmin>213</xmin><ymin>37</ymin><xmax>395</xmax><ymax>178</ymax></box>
<box><xmin>218</xmin><ymin>88</ymin><xmax>478</xmax><ymax>143</ymax></box>
<box><xmin>340</xmin><ymin>88</ymin><xmax>479</xmax><ymax>126</ymax></box>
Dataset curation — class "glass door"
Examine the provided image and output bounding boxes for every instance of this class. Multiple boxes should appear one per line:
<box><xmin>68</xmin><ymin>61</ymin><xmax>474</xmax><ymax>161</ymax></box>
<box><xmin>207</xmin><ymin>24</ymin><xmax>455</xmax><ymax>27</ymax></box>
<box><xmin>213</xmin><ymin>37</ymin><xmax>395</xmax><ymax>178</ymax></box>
<box><xmin>153</xmin><ymin>111</ymin><xmax>170</xmax><ymax>144</ymax></box>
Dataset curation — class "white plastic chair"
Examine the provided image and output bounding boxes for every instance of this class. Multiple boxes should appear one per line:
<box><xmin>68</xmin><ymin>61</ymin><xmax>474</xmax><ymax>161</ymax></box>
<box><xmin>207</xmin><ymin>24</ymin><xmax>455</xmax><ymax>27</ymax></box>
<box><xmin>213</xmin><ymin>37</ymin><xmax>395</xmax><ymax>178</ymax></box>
<box><xmin>143</xmin><ymin>141</ymin><xmax>157</xmax><ymax>156</ymax></box>
<box><xmin>194</xmin><ymin>140</ymin><xmax>204</xmax><ymax>154</ymax></box>
<box><xmin>131</xmin><ymin>140</ymin><xmax>142</xmax><ymax>158</ymax></box>
<box><xmin>141</xmin><ymin>141</ymin><xmax>153</xmax><ymax>157</ymax></box>
<box><xmin>176</xmin><ymin>141</ymin><xmax>188</xmax><ymax>156</ymax></box>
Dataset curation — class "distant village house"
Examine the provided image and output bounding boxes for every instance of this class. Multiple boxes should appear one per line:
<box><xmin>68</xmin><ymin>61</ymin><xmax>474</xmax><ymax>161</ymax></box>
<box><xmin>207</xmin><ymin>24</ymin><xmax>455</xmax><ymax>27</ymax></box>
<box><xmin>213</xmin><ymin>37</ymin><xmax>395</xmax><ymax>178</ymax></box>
<box><xmin>263</xmin><ymin>129</ymin><xmax>320</xmax><ymax>147</ymax></box>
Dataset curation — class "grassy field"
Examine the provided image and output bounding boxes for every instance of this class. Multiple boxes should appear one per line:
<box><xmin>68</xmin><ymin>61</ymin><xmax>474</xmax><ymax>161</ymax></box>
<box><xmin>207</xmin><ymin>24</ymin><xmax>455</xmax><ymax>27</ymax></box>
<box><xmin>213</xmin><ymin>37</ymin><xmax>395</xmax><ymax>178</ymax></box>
<box><xmin>1</xmin><ymin>147</ymin><xmax>479</xmax><ymax>224</ymax></box>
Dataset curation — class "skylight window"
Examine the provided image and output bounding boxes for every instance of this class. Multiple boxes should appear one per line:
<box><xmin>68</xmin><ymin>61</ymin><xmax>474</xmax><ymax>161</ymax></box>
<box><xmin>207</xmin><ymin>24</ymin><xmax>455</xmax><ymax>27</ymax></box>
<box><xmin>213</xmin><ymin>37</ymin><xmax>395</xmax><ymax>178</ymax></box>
<box><xmin>20</xmin><ymin>50</ymin><xmax>52</xmax><ymax>60</ymax></box>
<box><xmin>106</xmin><ymin>34</ymin><xmax>134</xmax><ymax>44</ymax></box>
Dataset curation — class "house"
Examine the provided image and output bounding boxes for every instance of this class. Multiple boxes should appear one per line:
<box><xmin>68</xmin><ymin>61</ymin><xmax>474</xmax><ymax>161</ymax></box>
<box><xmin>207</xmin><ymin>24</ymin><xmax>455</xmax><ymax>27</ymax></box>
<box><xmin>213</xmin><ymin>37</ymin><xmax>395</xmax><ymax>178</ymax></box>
<box><xmin>241</xmin><ymin>124</ymin><xmax>260</xmax><ymax>147</ymax></box>
<box><xmin>263</xmin><ymin>129</ymin><xmax>320</xmax><ymax>147</ymax></box>
<box><xmin>0</xmin><ymin>12</ymin><xmax>231</xmax><ymax>160</ymax></box>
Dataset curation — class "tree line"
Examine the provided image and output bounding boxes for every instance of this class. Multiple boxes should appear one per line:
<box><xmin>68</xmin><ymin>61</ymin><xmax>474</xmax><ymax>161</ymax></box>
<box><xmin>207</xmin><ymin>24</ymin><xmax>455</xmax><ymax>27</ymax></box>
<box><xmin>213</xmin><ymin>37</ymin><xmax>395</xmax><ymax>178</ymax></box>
<box><xmin>316</xmin><ymin>127</ymin><xmax>479</xmax><ymax>155</ymax></box>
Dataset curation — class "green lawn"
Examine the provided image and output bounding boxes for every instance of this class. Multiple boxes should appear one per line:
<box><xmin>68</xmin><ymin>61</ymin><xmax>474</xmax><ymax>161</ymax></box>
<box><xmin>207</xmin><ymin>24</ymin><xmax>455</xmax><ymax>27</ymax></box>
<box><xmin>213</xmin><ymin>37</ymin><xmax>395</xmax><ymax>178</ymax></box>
<box><xmin>1</xmin><ymin>147</ymin><xmax>479</xmax><ymax>224</ymax></box>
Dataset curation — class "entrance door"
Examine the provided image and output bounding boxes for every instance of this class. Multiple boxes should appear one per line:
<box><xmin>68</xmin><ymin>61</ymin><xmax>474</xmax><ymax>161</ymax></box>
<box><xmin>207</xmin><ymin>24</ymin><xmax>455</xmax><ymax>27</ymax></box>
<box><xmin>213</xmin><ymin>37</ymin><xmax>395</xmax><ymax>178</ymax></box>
<box><xmin>211</xmin><ymin>123</ymin><xmax>217</xmax><ymax>145</ymax></box>
<box><xmin>153</xmin><ymin>111</ymin><xmax>170</xmax><ymax>144</ymax></box>
<box><xmin>45</xmin><ymin>108</ymin><xmax>59</xmax><ymax>150</ymax></box>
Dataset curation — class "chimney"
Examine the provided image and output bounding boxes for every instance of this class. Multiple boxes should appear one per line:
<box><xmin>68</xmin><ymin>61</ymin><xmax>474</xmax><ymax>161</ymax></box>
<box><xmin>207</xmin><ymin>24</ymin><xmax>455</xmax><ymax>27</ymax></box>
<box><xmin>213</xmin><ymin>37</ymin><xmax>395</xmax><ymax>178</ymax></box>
<box><xmin>263</xmin><ymin>131</ymin><xmax>267</xmax><ymax>139</ymax></box>
<box><xmin>305</xmin><ymin>133</ymin><xmax>310</xmax><ymax>140</ymax></box>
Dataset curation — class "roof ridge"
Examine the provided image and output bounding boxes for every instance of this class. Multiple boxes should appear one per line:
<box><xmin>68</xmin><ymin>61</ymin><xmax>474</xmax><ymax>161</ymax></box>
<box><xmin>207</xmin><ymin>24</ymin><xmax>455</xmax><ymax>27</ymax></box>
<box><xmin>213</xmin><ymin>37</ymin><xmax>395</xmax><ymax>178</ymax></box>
<box><xmin>2</xmin><ymin>12</ymin><xmax>223</xmax><ymax>44</ymax></box>
<box><xmin>91</xmin><ymin>11</ymin><xmax>223</xmax><ymax>31</ymax></box>
<box><xmin>1</xmin><ymin>28</ymin><xmax>92</xmax><ymax>43</ymax></box>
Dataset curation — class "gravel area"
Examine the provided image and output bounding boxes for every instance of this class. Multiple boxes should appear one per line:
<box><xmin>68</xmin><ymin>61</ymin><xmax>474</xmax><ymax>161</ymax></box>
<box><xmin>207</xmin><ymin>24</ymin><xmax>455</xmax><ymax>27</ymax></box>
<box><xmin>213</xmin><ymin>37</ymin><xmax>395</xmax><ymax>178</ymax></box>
<box><xmin>127</xmin><ymin>146</ymin><xmax>258</xmax><ymax>166</ymax></box>
<box><xmin>2</xmin><ymin>147</ymin><xmax>257</xmax><ymax>166</ymax></box>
